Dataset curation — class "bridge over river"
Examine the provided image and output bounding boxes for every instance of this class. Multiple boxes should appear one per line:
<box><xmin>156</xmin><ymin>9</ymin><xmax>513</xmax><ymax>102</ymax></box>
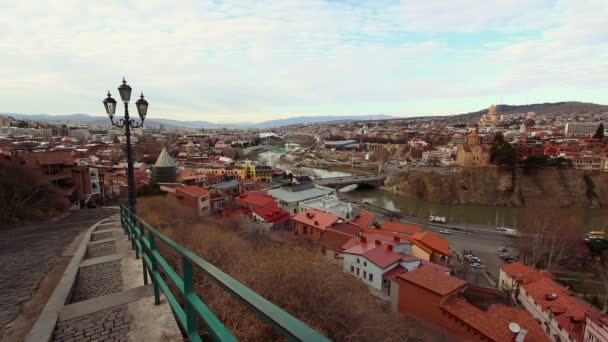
<box><xmin>313</xmin><ymin>173</ymin><xmax>387</xmax><ymax>189</ymax></box>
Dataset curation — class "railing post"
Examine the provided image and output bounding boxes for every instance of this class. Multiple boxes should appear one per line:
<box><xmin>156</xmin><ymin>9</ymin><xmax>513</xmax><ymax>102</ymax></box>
<box><xmin>137</xmin><ymin>220</ymin><xmax>148</xmax><ymax>285</ymax></box>
<box><xmin>149</xmin><ymin>232</ymin><xmax>161</xmax><ymax>305</ymax></box>
<box><xmin>130</xmin><ymin>218</ymin><xmax>138</xmax><ymax>258</ymax></box>
<box><xmin>182</xmin><ymin>256</ymin><xmax>197</xmax><ymax>340</ymax></box>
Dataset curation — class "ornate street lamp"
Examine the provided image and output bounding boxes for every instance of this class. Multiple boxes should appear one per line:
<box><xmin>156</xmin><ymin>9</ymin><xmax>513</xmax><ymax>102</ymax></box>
<box><xmin>103</xmin><ymin>78</ymin><xmax>148</xmax><ymax>215</ymax></box>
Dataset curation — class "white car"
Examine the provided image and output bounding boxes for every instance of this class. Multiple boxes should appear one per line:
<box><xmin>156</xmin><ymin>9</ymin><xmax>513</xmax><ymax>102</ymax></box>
<box><xmin>439</xmin><ymin>229</ymin><xmax>451</xmax><ymax>235</ymax></box>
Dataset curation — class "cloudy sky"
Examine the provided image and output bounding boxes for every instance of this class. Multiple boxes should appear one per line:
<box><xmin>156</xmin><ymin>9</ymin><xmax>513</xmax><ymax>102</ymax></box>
<box><xmin>1</xmin><ymin>0</ymin><xmax>607</xmax><ymax>122</ymax></box>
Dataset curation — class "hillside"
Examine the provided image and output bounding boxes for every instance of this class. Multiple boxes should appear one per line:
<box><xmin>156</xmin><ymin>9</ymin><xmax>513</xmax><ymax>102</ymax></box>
<box><xmin>387</xmin><ymin>168</ymin><xmax>608</xmax><ymax>208</ymax></box>
<box><xmin>448</xmin><ymin>102</ymin><xmax>608</xmax><ymax>123</ymax></box>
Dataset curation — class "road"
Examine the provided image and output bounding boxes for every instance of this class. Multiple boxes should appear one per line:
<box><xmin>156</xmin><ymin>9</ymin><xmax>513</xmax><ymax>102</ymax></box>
<box><xmin>352</xmin><ymin>200</ymin><xmax>517</xmax><ymax>283</ymax></box>
<box><xmin>0</xmin><ymin>208</ymin><xmax>117</xmax><ymax>338</ymax></box>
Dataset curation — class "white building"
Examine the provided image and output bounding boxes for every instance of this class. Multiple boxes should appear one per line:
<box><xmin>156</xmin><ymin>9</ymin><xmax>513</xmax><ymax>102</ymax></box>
<box><xmin>500</xmin><ymin>262</ymin><xmax>600</xmax><ymax>342</ymax></box>
<box><xmin>584</xmin><ymin>313</ymin><xmax>608</xmax><ymax>342</ymax></box>
<box><xmin>298</xmin><ymin>194</ymin><xmax>354</xmax><ymax>220</ymax></box>
<box><xmin>342</xmin><ymin>236</ymin><xmax>420</xmax><ymax>296</ymax></box>
<box><xmin>565</xmin><ymin>122</ymin><xmax>600</xmax><ymax>137</ymax></box>
<box><xmin>267</xmin><ymin>183</ymin><xmax>335</xmax><ymax>215</ymax></box>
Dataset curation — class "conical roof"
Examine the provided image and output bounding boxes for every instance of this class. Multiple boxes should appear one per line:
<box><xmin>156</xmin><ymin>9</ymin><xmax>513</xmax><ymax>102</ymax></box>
<box><xmin>155</xmin><ymin>147</ymin><xmax>176</xmax><ymax>167</ymax></box>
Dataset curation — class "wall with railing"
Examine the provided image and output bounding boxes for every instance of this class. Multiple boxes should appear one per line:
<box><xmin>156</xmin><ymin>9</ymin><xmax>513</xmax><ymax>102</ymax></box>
<box><xmin>119</xmin><ymin>205</ymin><xmax>330</xmax><ymax>342</ymax></box>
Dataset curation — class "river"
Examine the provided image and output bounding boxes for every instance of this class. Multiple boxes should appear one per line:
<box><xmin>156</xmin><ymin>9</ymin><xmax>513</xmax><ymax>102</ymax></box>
<box><xmin>255</xmin><ymin>151</ymin><xmax>608</xmax><ymax>229</ymax></box>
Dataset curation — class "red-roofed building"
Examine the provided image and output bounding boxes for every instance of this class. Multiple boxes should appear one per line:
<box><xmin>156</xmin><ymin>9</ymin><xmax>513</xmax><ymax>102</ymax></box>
<box><xmin>175</xmin><ymin>185</ymin><xmax>210</xmax><ymax>216</ymax></box>
<box><xmin>352</xmin><ymin>210</ymin><xmax>375</xmax><ymax>228</ymax></box>
<box><xmin>499</xmin><ymin>262</ymin><xmax>600</xmax><ymax>342</ymax></box>
<box><xmin>291</xmin><ymin>209</ymin><xmax>340</xmax><ymax>241</ymax></box>
<box><xmin>234</xmin><ymin>193</ymin><xmax>275</xmax><ymax>210</ymax></box>
<box><xmin>319</xmin><ymin>229</ymin><xmax>356</xmax><ymax>264</ymax></box>
<box><xmin>393</xmin><ymin>267</ymin><xmax>548</xmax><ymax>342</ymax></box>
<box><xmin>410</xmin><ymin>231</ymin><xmax>452</xmax><ymax>264</ymax></box>
<box><xmin>342</xmin><ymin>236</ymin><xmax>420</xmax><ymax>296</ymax></box>
<box><xmin>585</xmin><ymin>311</ymin><xmax>608</xmax><ymax>342</ymax></box>
<box><xmin>252</xmin><ymin>202</ymin><xmax>290</xmax><ymax>231</ymax></box>
<box><xmin>380</xmin><ymin>221</ymin><xmax>423</xmax><ymax>236</ymax></box>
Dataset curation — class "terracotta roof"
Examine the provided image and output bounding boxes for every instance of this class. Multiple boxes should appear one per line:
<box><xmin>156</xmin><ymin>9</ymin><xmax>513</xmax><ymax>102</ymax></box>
<box><xmin>291</xmin><ymin>209</ymin><xmax>339</xmax><ymax>231</ymax></box>
<box><xmin>380</xmin><ymin>221</ymin><xmax>422</xmax><ymax>235</ymax></box>
<box><xmin>352</xmin><ymin>210</ymin><xmax>374</xmax><ymax>228</ymax></box>
<box><xmin>397</xmin><ymin>267</ymin><xmax>466</xmax><ymax>296</ymax></box>
<box><xmin>411</xmin><ymin>231</ymin><xmax>451</xmax><ymax>257</ymax></box>
<box><xmin>234</xmin><ymin>193</ymin><xmax>275</xmax><ymax>207</ymax></box>
<box><xmin>329</xmin><ymin>222</ymin><xmax>361</xmax><ymax>236</ymax></box>
<box><xmin>176</xmin><ymin>185</ymin><xmax>209</xmax><ymax>198</ymax></box>
<box><xmin>419</xmin><ymin>260</ymin><xmax>452</xmax><ymax>274</ymax></box>
<box><xmin>320</xmin><ymin>229</ymin><xmax>355</xmax><ymax>252</ymax></box>
<box><xmin>501</xmin><ymin>262</ymin><xmax>544</xmax><ymax>283</ymax></box>
<box><xmin>441</xmin><ymin>297</ymin><xmax>550</xmax><ymax>342</ymax></box>
<box><xmin>362</xmin><ymin>244</ymin><xmax>402</xmax><ymax>268</ymax></box>
<box><xmin>252</xmin><ymin>202</ymin><xmax>290</xmax><ymax>224</ymax></box>
<box><xmin>382</xmin><ymin>266</ymin><xmax>406</xmax><ymax>280</ymax></box>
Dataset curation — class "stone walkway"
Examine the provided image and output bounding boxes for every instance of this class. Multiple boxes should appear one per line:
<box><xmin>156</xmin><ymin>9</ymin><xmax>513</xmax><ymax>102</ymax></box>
<box><xmin>49</xmin><ymin>215</ymin><xmax>182</xmax><ymax>342</ymax></box>
<box><xmin>0</xmin><ymin>209</ymin><xmax>117</xmax><ymax>339</ymax></box>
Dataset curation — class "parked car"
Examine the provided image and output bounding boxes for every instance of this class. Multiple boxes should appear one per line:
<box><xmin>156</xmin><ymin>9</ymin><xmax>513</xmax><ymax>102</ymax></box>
<box><xmin>439</xmin><ymin>229</ymin><xmax>451</xmax><ymax>235</ymax></box>
<box><xmin>498</xmin><ymin>247</ymin><xmax>508</xmax><ymax>253</ymax></box>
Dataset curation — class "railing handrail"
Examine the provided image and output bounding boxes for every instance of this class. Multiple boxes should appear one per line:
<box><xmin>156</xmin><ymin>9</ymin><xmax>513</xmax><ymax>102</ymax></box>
<box><xmin>120</xmin><ymin>205</ymin><xmax>330</xmax><ymax>342</ymax></box>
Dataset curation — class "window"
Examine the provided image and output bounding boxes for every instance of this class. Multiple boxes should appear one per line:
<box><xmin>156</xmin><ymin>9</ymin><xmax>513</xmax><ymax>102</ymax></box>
<box><xmin>356</xmin><ymin>258</ymin><xmax>360</xmax><ymax>264</ymax></box>
<box><xmin>363</xmin><ymin>271</ymin><xmax>367</xmax><ymax>278</ymax></box>
<box><xmin>356</xmin><ymin>268</ymin><xmax>360</xmax><ymax>276</ymax></box>
<box><xmin>321</xmin><ymin>247</ymin><xmax>326</xmax><ymax>255</ymax></box>
<box><xmin>350</xmin><ymin>265</ymin><xmax>354</xmax><ymax>273</ymax></box>
<box><xmin>363</xmin><ymin>261</ymin><xmax>367</xmax><ymax>267</ymax></box>
<box><xmin>303</xmin><ymin>226</ymin><xmax>308</xmax><ymax>235</ymax></box>
<box><xmin>369</xmin><ymin>274</ymin><xmax>373</xmax><ymax>282</ymax></box>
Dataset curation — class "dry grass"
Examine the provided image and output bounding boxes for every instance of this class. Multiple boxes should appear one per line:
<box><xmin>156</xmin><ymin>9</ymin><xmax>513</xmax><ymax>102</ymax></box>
<box><xmin>139</xmin><ymin>196</ymin><xmax>452</xmax><ymax>342</ymax></box>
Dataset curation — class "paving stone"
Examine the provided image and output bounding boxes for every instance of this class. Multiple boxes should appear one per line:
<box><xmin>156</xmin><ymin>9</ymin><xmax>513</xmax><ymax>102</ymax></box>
<box><xmin>0</xmin><ymin>209</ymin><xmax>117</xmax><ymax>338</ymax></box>
<box><xmin>70</xmin><ymin>261</ymin><xmax>123</xmax><ymax>303</ymax></box>
<box><xmin>85</xmin><ymin>242</ymin><xmax>117</xmax><ymax>259</ymax></box>
<box><xmin>51</xmin><ymin>305</ymin><xmax>131</xmax><ymax>342</ymax></box>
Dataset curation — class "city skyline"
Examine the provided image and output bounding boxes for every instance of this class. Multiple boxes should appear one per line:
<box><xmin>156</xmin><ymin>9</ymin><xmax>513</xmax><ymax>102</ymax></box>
<box><xmin>2</xmin><ymin>0</ymin><xmax>607</xmax><ymax>122</ymax></box>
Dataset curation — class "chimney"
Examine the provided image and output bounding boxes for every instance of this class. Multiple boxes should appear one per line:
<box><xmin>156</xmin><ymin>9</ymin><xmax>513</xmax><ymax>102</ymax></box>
<box><xmin>374</xmin><ymin>239</ymin><xmax>381</xmax><ymax>245</ymax></box>
<box><xmin>387</xmin><ymin>244</ymin><xmax>393</xmax><ymax>251</ymax></box>
<box><xmin>360</xmin><ymin>236</ymin><xmax>367</xmax><ymax>243</ymax></box>
<box><xmin>393</xmin><ymin>236</ymin><xmax>400</xmax><ymax>243</ymax></box>
<box><xmin>314</xmin><ymin>220</ymin><xmax>319</xmax><ymax>226</ymax></box>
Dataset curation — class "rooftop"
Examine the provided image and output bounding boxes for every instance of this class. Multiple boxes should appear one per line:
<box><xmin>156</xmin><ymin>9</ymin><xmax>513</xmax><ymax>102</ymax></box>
<box><xmin>234</xmin><ymin>193</ymin><xmax>275</xmax><ymax>207</ymax></box>
<box><xmin>252</xmin><ymin>202</ymin><xmax>290</xmax><ymax>224</ymax></box>
<box><xmin>268</xmin><ymin>185</ymin><xmax>334</xmax><ymax>203</ymax></box>
<box><xmin>176</xmin><ymin>185</ymin><xmax>209</xmax><ymax>198</ymax></box>
<box><xmin>380</xmin><ymin>221</ymin><xmax>422</xmax><ymax>235</ymax></box>
<box><xmin>291</xmin><ymin>209</ymin><xmax>339</xmax><ymax>230</ymax></box>
<box><xmin>154</xmin><ymin>147</ymin><xmax>176</xmax><ymax>167</ymax></box>
<box><xmin>397</xmin><ymin>267</ymin><xmax>466</xmax><ymax>296</ymax></box>
<box><xmin>411</xmin><ymin>231</ymin><xmax>452</xmax><ymax>257</ymax></box>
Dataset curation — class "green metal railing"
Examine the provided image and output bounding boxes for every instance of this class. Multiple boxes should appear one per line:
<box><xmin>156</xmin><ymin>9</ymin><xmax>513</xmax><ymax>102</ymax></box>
<box><xmin>119</xmin><ymin>205</ymin><xmax>330</xmax><ymax>342</ymax></box>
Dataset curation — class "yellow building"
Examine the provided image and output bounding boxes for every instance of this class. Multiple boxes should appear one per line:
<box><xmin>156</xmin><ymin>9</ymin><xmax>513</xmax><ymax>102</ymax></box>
<box><xmin>479</xmin><ymin>104</ymin><xmax>500</xmax><ymax>127</ymax></box>
<box><xmin>202</xmin><ymin>166</ymin><xmax>246</xmax><ymax>180</ymax></box>
<box><xmin>241</xmin><ymin>163</ymin><xmax>272</xmax><ymax>182</ymax></box>
<box><xmin>456</xmin><ymin>128</ymin><xmax>490</xmax><ymax>167</ymax></box>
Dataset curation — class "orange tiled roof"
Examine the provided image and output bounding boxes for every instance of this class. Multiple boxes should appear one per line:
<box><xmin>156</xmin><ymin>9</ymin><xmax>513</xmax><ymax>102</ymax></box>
<box><xmin>397</xmin><ymin>267</ymin><xmax>466</xmax><ymax>296</ymax></box>
<box><xmin>411</xmin><ymin>231</ymin><xmax>451</xmax><ymax>257</ymax></box>
<box><xmin>234</xmin><ymin>193</ymin><xmax>275</xmax><ymax>207</ymax></box>
<box><xmin>292</xmin><ymin>209</ymin><xmax>339</xmax><ymax>231</ymax></box>
<box><xmin>352</xmin><ymin>210</ymin><xmax>374</xmax><ymax>228</ymax></box>
<box><xmin>27</xmin><ymin>151</ymin><xmax>74</xmax><ymax>166</ymax></box>
<box><xmin>176</xmin><ymin>185</ymin><xmax>209</xmax><ymax>198</ymax></box>
<box><xmin>441</xmin><ymin>297</ymin><xmax>550</xmax><ymax>342</ymax></box>
<box><xmin>380</xmin><ymin>221</ymin><xmax>422</xmax><ymax>235</ymax></box>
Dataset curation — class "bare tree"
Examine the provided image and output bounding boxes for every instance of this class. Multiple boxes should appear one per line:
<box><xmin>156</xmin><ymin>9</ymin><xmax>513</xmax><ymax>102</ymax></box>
<box><xmin>518</xmin><ymin>206</ymin><xmax>584</xmax><ymax>270</ymax></box>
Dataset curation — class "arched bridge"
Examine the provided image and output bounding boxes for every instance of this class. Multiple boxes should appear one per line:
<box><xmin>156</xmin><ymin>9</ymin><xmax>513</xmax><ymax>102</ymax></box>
<box><xmin>243</xmin><ymin>145</ymin><xmax>287</xmax><ymax>155</ymax></box>
<box><xmin>313</xmin><ymin>174</ymin><xmax>387</xmax><ymax>189</ymax></box>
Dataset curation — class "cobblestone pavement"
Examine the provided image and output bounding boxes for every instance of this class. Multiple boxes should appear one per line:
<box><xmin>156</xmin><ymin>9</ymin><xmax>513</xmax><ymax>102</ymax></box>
<box><xmin>71</xmin><ymin>261</ymin><xmax>123</xmax><ymax>303</ymax></box>
<box><xmin>91</xmin><ymin>231</ymin><xmax>115</xmax><ymax>241</ymax></box>
<box><xmin>51</xmin><ymin>305</ymin><xmax>131</xmax><ymax>342</ymax></box>
<box><xmin>0</xmin><ymin>209</ymin><xmax>116</xmax><ymax>336</ymax></box>
<box><xmin>86</xmin><ymin>242</ymin><xmax>117</xmax><ymax>259</ymax></box>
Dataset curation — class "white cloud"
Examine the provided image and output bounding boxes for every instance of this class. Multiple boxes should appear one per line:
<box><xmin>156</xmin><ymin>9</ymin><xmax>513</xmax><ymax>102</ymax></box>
<box><xmin>0</xmin><ymin>0</ymin><xmax>606</xmax><ymax>121</ymax></box>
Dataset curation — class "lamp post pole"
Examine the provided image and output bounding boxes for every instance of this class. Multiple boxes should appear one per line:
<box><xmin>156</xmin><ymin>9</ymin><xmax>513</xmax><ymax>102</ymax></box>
<box><xmin>103</xmin><ymin>78</ymin><xmax>149</xmax><ymax>215</ymax></box>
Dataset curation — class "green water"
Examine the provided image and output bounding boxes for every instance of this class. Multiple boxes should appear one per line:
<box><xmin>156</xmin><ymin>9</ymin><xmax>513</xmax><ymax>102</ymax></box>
<box><xmin>257</xmin><ymin>151</ymin><xmax>608</xmax><ymax>230</ymax></box>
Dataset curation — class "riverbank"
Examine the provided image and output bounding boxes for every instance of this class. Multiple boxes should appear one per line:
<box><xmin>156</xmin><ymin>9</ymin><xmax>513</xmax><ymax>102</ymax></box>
<box><xmin>325</xmin><ymin>164</ymin><xmax>375</xmax><ymax>175</ymax></box>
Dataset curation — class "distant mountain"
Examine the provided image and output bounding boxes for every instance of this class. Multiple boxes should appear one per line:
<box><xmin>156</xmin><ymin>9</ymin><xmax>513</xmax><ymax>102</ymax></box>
<box><xmin>3</xmin><ymin>113</ymin><xmax>396</xmax><ymax>128</ymax></box>
<box><xmin>251</xmin><ymin>114</ymin><xmax>395</xmax><ymax>127</ymax></box>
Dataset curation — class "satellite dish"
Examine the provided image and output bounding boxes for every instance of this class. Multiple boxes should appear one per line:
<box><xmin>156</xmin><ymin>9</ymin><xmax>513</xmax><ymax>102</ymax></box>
<box><xmin>509</xmin><ymin>322</ymin><xmax>521</xmax><ymax>334</ymax></box>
